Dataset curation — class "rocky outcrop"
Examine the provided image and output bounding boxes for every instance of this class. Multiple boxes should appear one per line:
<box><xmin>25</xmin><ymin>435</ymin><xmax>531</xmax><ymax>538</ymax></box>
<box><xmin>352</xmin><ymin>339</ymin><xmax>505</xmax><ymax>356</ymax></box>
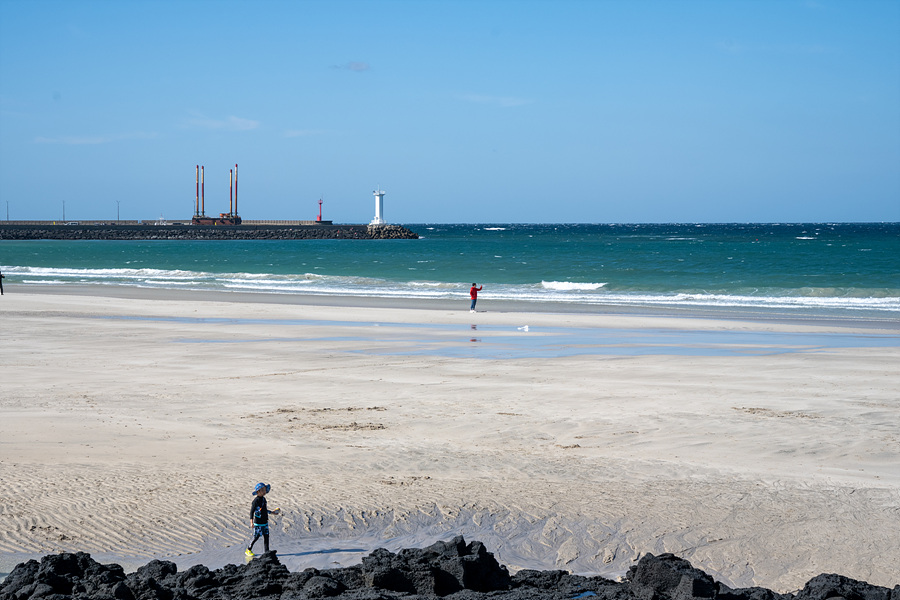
<box><xmin>0</xmin><ymin>224</ymin><xmax>418</xmax><ymax>240</ymax></box>
<box><xmin>1</xmin><ymin>537</ymin><xmax>897</xmax><ymax>600</ymax></box>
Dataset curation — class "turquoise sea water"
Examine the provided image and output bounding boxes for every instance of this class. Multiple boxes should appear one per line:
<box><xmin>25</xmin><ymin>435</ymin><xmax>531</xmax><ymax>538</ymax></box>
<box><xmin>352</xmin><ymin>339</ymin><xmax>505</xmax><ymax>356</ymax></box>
<box><xmin>2</xmin><ymin>223</ymin><xmax>898</xmax><ymax>316</ymax></box>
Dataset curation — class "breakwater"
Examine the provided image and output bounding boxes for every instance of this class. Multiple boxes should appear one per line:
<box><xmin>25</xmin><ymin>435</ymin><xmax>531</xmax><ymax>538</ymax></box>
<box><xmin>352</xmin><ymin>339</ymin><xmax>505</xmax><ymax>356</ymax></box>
<box><xmin>0</xmin><ymin>223</ymin><xmax>418</xmax><ymax>240</ymax></box>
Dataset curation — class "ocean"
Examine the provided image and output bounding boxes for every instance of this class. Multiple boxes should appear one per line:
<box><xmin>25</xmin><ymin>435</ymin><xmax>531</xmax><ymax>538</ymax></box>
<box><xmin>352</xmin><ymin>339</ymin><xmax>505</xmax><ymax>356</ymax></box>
<box><xmin>2</xmin><ymin>223</ymin><xmax>898</xmax><ymax>317</ymax></box>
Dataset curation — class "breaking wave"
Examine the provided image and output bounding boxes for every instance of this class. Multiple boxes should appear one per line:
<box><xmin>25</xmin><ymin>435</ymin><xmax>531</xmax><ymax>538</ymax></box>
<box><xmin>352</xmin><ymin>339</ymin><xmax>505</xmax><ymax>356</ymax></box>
<box><xmin>5</xmin><ymin>265</ymin><xmax>899</xmax><ymax>313</ymax></box>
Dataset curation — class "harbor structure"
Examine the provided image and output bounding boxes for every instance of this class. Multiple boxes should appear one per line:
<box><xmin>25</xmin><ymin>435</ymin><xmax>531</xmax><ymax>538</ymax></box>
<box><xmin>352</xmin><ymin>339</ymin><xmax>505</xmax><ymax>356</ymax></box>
<box><xmin>371</xmin><ymin>188</ymin><xmax>386</xmax><ymax>225</ymax></box>
<box><xmin>192</xmin><ymin>163</ymin><xmax>241</xmax><ymax>225</ymax></box>
<box><xmin>187</xmin><ymin>166</ymin><xmax>400</xmax><ymax>229</ymax></box>
<box><xmin>0</xmin><ymin>222</ymin><xmax>418</xmax><ymax>239</ymax></box>
<box><xmin>193</xmin><ymin>165</ymin><xmax>206</xmax><ymax>219</ymax></box>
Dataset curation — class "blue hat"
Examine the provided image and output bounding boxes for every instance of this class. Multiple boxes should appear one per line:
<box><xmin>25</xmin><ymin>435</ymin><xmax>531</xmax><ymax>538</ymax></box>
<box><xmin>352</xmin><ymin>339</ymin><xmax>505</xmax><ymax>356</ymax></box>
<box><xmin>253</xmin><ymin>482</ymin><xmax>271</xmax><ymax>495</ymax></box>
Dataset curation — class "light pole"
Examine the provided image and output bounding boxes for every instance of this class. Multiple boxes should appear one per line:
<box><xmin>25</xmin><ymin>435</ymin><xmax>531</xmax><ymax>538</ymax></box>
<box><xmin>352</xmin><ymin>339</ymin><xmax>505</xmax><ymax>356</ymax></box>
<box><xmin>116</xmin><ymin>201</ymin><xmax>120</xmax><ymax>223</ymax></box>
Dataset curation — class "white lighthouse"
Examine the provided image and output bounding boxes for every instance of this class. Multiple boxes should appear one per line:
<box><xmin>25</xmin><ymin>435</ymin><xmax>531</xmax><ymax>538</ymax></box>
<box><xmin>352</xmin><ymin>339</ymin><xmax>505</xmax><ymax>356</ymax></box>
<box><xmin>370</xmin><ymin>188</ymin><xmax>386</xmax><ymax>225</ymax></box>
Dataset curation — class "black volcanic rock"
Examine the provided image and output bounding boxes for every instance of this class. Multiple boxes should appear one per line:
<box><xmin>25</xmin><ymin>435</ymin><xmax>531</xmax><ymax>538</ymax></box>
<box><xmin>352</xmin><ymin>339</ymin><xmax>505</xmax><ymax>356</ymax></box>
<box><xmin>0</xmin><ymin>552</ymin><xmax>131</xmax><ymax>600</ymax></box>
<box><xmin>627</xmin><ymin>552</ymin><xmax>718</xmax><ymax>600</ymax></box>
<box><xmin>1</xmin><ymin>537</ymin><xmax>896</xmax><ymax>600</ymax></box>
<box><xmin>511</xmin><ymin>568</ymin><xmax>626</xmax><ymax>599</ymax></box>
<box><xmin>793</xmin><ymin>574</ymin><xmax>894</xmax><ymax>600</ymax></box>
<box><xmin>358</xmin><ymin>536</ymin><xmax>510</xmax><ymax>596</ymax></box>
<box><xmin>716</xmin><ymin>585</ymin><xmax>790</xmax><ymax>600</ymax></box>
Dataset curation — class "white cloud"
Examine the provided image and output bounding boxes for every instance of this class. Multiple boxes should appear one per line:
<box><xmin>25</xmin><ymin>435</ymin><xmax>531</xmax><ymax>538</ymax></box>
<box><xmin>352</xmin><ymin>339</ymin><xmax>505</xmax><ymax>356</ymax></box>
<box><xmin>717</xmin><ymin>40</ymin><xmax>830</xmax><ymax>55</ymax></box>
<box><xmin>283</xmin><ymin>129</ymin><xmax>333</xmax><ymax>138</ymax></box>
<box><xmin>332</xmin><ymin>61</ymin><xmax>370</xmax><ymax>72</ymax></box>
<box><xmin>458</xmin><ymin>93</ymin><xmax>532</xmax><ymax>108</ymax></box>
<box><xmin>185</xmin><ymin>114</ymin><xmax>260</xmax><ymax>131</ymax></box>
<box><xmin>717</xmin><ymin>40</ymin><xmax>746</xmax><ymax>54</ymax></box>
<box><xmin>35</xmin><ymin>135</ymin><xmax>109</xmax><ymax>145</ymax></box>
<box><xmin>34</xmin><ymin>132</ymin><xmax>158</xmax><ymax>145</ymax></box>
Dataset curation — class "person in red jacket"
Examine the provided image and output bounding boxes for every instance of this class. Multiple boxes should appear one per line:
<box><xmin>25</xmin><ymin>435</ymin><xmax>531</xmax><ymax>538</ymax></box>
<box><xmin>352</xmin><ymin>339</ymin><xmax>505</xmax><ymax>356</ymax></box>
<box><xmin>470</xmin><ymin>283</ymin><xmax>483</xmax><ymax>312</ymax></box>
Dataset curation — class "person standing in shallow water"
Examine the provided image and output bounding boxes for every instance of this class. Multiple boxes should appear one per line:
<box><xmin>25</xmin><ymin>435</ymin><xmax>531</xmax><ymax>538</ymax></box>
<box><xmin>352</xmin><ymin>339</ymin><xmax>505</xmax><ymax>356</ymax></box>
<box><xmin>246</xmin><ymin>482</ymin><xmax>280</xmax><ymax>556</ymax></box>
<box><xmin>0</xmin><ymin>268</ymin><xmax>4</xmax><ymax>295</ymax></box>
<box><xmin>470</xmin><ymin>283</ymin><xmax>482</xmax><ymax>312</ymax></box>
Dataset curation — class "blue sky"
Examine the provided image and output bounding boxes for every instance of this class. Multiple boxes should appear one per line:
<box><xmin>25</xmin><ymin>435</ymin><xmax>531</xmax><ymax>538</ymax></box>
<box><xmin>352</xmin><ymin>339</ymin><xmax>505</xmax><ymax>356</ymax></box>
<box><xmin>1</xmin><ymin>0</ymin><xmax>898</xmax><ymax>223</ymax></box>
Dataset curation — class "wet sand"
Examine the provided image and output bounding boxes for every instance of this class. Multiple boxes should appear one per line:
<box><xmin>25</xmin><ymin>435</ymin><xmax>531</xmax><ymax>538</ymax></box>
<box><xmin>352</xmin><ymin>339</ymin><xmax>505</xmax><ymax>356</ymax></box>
<box><xmin>1</xmin><ymin>288</ymin><xmax>898</xmax><ymax>590</ymax></box>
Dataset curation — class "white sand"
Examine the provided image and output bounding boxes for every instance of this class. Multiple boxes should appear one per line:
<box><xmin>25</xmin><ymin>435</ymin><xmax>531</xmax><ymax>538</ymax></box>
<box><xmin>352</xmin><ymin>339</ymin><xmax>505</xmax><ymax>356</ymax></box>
<box><xmin>1</xmin><ymin>290</ymin><xmax>898</xmax><ymax>591</ymax></box>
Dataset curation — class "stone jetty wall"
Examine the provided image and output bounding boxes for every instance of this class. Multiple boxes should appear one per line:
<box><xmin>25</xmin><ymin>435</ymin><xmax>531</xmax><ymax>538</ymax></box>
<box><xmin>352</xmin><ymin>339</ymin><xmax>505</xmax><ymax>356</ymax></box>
<box><xmin>0</xmin><ymin>223</ymin><xmax>418</xmax><ymax>241</ymax></box>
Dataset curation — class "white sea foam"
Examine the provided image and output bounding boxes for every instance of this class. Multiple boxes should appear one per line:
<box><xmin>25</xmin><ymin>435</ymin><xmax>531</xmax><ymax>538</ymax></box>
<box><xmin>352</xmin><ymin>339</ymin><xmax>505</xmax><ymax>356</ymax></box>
<box><xmin>7</xmin><ymin>266</ymin><xmax>899</xmax><ymax>312</ymax></box>
<box><xmin>143</xmin><ymin>280</ymin><xmax>198</xmax><ymax>286</ymax></box>
<box><xmin>541</xmin><ymin>281</ymin><xmax>607</xmax><ymax>291</ymax></box>
<box><xmin>409</xmin><ymin>281</ymin><xmax>456</xmax><ymax>288</ymax></box>
<box><xmin>14</xmin><ymin>266</ymin><xmax>198</xmax><ymax>278</ymax></box>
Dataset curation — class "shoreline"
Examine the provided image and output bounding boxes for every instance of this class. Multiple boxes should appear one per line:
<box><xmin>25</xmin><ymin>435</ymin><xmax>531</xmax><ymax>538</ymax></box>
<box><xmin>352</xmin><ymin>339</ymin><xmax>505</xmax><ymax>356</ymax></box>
<box><xmin>12</xmin><ymin>283</ymin><xmax>900</xmax><ymax>331</ymax></box>
<box><xmin>2</xmin><ymin>289</ymin><xmax>898</xmax><ymax>590</ymax></box>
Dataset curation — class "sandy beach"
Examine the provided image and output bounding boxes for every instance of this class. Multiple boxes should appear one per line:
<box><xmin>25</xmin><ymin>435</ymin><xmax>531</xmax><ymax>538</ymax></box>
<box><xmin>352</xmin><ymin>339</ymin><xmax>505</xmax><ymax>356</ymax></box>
<box><xmin>1</xmin><ymin>289</ymin><xmax>898</xmax><ymax>591</ymax></box>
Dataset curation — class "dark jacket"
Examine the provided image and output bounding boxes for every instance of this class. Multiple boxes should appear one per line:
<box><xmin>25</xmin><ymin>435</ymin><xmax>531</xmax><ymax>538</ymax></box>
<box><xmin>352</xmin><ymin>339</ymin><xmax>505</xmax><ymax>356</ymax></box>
<box><xmin>251</xmin><ymin>496</ymin><xmax>268</xmax><ymax>525</ymax></box>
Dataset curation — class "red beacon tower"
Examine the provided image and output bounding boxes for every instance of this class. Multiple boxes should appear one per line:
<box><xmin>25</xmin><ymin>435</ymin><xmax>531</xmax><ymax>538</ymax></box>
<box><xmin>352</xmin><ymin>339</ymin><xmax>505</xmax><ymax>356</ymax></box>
<box><xmin>316</xmin><ymin>198</ymin><xmax>323</xmax><ymax>222</ymax></box>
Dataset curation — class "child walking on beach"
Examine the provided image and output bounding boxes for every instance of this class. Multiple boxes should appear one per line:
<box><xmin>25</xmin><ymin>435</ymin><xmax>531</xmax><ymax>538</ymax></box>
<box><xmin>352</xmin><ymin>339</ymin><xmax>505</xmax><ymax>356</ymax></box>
<box><xmin>246</xmin><ymin>482</ymin><xmax>280</xmax><ymax>556</ymax></box>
